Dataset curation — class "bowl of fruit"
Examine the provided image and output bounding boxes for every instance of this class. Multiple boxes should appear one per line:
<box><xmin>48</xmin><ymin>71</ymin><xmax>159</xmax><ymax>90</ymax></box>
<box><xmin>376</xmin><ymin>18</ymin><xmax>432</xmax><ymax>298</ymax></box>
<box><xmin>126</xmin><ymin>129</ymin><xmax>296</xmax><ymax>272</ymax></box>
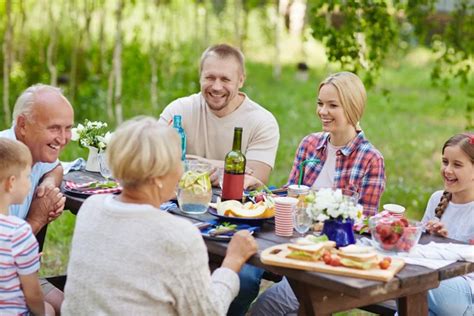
<box><xmin>369</xmin><ymin>214</ymin><xmax>423</xmax><ymax>252</ymax></box>
<box><xmin>177</xmin><ymin>161</ymin><xmax>213</xmax><ymax>214</ymax></box>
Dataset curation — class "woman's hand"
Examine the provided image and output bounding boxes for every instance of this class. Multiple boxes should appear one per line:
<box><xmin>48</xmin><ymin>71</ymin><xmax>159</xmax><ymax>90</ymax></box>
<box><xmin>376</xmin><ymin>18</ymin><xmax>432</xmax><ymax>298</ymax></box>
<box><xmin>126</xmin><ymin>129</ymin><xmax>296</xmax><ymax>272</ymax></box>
<box><xmin>425</xmin><ymin>219</ymin><xmax>449</xmax><ymax>237</ymax></box>
<box><xmin>221</xmin><ymin>230</ymin><xmax>258</xmax><ymax>273</ymax></box>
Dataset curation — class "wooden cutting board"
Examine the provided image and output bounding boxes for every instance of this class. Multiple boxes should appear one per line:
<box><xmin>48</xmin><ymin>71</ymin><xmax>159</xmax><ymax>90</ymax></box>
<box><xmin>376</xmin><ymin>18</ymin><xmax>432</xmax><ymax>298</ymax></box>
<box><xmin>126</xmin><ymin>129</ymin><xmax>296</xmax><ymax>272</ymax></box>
<box><xmin>260</xmin><ymin>243</ymin><xmax>405</xmax><ymax>282</ymax></box>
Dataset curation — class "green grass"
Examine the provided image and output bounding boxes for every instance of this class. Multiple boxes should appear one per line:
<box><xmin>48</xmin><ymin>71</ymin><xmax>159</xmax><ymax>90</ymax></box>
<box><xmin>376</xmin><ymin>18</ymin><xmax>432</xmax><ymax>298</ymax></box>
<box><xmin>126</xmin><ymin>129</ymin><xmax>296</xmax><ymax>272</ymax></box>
<box><xmin>41</xmin><ymin>57</ymin><xmax>471</xmax><ymax>281</ymax></box>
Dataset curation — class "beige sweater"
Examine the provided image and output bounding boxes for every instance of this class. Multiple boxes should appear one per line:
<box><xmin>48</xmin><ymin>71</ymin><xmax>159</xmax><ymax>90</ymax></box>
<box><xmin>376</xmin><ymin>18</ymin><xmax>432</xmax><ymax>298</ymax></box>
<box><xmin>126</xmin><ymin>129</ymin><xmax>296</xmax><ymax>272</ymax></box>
<box><xmin>62</xmin><ymin>194</ymin><xmax>239</xmax><ymax>316</ymax></box>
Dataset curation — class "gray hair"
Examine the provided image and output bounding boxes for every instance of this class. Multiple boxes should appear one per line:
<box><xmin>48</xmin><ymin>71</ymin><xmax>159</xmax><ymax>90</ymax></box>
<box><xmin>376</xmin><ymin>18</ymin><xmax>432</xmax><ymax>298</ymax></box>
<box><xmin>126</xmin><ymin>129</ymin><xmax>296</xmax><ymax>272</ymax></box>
<box><xmin>12</xmin><ymin>84</ymin><xmax>63</xmax><ymax>122</ymax></box>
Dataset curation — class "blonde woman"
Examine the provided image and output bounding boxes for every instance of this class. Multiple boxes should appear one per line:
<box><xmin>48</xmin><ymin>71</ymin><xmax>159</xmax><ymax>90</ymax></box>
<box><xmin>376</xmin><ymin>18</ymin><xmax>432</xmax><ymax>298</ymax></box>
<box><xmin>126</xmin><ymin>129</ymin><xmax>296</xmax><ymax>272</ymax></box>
<box><xmin>62</xmin><ymin>116</ymin><xmax>257</xmax><ymax>315</ymax></box>
<box><xmin>287</xmin><ymin>71</ymin><xmax>385</xmax><ymax>215</ymax></box>
<box><xmin>249</xmin><ymin>72</ymin><xmax>385</xmax><ymax>316</ymax></box>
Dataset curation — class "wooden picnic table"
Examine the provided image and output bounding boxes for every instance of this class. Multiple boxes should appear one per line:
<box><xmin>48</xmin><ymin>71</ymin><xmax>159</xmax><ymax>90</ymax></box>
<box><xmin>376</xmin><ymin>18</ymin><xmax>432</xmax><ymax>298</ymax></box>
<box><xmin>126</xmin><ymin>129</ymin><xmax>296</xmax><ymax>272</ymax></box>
<box><xmin>62</xmin><ymin>170</ymin><xmax>474</xmax><ymax>316</ymax></box>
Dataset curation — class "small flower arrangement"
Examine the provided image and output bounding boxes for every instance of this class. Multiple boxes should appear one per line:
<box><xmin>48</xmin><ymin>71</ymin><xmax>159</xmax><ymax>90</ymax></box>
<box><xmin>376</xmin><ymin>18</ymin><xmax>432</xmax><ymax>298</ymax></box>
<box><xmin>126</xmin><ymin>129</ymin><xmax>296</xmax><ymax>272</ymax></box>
<box><xmin>71</xmin><ymin>120</ymin><xmax>112</xmax><ymax>152</ymax></box>
<box><xmin>306</xmin><ymin>188</ymin><xmax>363</xmax><ymax>222</ymax></box>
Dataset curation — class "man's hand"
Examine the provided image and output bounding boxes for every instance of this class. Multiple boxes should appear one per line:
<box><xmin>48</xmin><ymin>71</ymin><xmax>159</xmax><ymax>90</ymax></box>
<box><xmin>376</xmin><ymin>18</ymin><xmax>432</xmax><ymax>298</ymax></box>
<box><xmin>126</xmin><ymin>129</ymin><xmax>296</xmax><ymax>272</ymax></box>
<box><xmin>27</xmin><ymin>185</ymin><xmax>65</xmax><ymax>234</ymax></box>
<box><xmin>244</xmin><ymin>174</ymin><xmax>263</xmax><ymax>190</ymax></box>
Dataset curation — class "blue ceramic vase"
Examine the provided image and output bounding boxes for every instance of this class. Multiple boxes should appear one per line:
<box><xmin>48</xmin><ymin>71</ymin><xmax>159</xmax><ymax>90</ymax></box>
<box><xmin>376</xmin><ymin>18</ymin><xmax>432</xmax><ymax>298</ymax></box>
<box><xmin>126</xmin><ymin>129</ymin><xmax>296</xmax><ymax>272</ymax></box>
<box><xmin>322</xmin><ymin>218</ymin><xmax>356</xmax><ymax>248</ymax></box>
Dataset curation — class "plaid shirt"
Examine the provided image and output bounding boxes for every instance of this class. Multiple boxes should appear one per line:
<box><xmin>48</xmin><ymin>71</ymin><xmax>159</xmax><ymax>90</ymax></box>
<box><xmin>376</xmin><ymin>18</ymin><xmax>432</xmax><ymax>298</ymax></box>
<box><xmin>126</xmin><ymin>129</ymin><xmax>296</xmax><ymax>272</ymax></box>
<box><xmin>287</xmin><ymin>131</ymin><xmax>385</xmax><ymax>215</ymax></box>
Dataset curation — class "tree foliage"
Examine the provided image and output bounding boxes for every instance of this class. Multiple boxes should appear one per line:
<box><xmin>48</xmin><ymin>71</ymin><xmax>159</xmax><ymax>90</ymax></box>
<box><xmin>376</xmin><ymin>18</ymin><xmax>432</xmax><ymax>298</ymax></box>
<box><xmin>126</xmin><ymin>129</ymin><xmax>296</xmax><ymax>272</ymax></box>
<box><xmin>308</xmin><ymin>0</ymin><xmax>473</xmax><ymax>128</ymax></box>
<box><xmin>309</xmin><ymin>0</ymin><xmax>397</xmax><ymax>87</ymax></box>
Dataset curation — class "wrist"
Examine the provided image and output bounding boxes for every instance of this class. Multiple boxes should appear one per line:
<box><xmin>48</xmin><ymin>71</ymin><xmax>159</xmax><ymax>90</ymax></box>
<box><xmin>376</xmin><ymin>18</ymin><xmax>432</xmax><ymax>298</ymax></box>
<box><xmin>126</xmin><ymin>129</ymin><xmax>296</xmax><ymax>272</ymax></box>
<box><xmin>26</xmin><ymin>217</ymin><xmax>46</xmax><ymax>235</ymax></box>
<box><xmin>221</xmin><ymin>255</ymin><xmax>245</xmax><ymax>273</ymax></box>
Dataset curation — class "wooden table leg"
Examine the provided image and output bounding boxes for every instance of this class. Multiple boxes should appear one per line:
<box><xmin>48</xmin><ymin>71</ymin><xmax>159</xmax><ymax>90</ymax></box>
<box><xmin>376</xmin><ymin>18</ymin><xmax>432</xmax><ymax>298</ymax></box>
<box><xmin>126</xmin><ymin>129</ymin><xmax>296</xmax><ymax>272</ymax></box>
<box><xmin>397</xmin><ymin>291</ymin><xmax>428</xmax><ymax>316</ymax></box>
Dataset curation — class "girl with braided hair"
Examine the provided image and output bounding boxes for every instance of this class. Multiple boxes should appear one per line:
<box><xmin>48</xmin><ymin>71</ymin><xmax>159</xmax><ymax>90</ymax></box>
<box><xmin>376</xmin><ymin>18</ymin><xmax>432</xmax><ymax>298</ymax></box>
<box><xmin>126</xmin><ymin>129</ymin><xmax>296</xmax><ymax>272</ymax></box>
<box><xmin>421</xmin><ymin>132</ymin><xmax>474</xmax><ymax>316</ymax></box>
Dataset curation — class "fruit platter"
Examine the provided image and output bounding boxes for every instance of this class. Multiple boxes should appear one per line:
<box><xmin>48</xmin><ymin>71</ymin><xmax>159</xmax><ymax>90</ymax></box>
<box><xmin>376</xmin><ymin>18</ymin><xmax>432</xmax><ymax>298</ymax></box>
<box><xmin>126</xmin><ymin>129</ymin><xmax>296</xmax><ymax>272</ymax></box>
<box><xmin>369</xmin><ymin>213</ymin><xmax>423</xmax><ymax>252</ymax></box>
<box><xmin>208</xmin><ymin>191</ymin><xmax>275</xmax><ymax>225</ymax></box>
<box><xmin>261</xmin><ymin>235</ymin><xmax>405</xmax><ymax>282</ymax></box>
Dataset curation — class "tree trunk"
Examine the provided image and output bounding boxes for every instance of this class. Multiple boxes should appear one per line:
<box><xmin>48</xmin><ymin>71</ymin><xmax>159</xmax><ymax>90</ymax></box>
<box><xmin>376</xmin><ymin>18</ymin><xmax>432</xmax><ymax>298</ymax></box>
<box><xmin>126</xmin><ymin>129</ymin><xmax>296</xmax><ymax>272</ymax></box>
<box><xmin>3</xmin><ymin>0</ymin><xmax>13</xmax><ymax>125</ymax></box>
<box><xmin>69</xmin><ymin>0</ymin><xmax>83</xmax><ymax>103</ymax></box>
<box><xmin>47</xmin><ymin>1</ymin><xmax>58</xmax><ymax>86</ymax></box>
<box><xmin>203</xmin><ymin>0</ymin><xmax>210</xmax><ymax>48</ymax></box>
<box><xmin>234</xmin><ymin>0</ymin><xmax>242</xmax><ymax>50</ymax></box>
<box><xmin>112</xmin><ymin>0</ymin><xmax>124</xmax><ymax>124</ymax></box>
<box><xmin>98</xmin><ymin>2</ymin><xmax>107</xmax><ymax>75</ymax></box>
<box><xmin>17</xmin><ymin>0</ymin><xmax>27</xmax><ymax>62</ymax></box>
<box><xmin>82</xmin><ymin>0</ymin><xmax>94</xmax><ymax>74</ymax></box>
<box><xmin>106</xmin><ymin>66</ymin><xmax>115</xmax><ymax>121</ymax></box>
<box><xmin>273</xmin><ymin>0</ymin><xmax>283</xmax><ymax>80</ymax></box>
<box><xmin>148</xmin><ymin>1</ymin><xmax>159</xmax><ymax>112</ymax></box>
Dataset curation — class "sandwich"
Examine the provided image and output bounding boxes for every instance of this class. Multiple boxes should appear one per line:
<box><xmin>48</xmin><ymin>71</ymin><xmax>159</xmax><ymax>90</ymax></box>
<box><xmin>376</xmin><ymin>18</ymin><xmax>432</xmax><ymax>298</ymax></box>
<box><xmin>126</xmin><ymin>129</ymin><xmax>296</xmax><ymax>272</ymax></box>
<box><xmin>286</xmin><ymin>241</ymin><xmax>336</xmax><ymax>262</ymax></box>
<box><xmin>336</xmin><ymin>245</ymin><xmax>379</xmax><ymax>270</ymax></box>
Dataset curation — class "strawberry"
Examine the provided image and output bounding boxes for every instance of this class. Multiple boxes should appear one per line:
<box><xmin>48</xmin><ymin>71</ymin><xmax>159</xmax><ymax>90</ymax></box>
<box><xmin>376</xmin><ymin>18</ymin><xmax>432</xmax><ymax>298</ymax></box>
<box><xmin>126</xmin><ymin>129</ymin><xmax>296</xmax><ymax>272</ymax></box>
<box><xmin>399</xmin><ymin>218</ymin><xmax>409</xmax><ymax>227</ymax></box>
<box><xmin>376</xmin><ymin>224</ymin><xmax>392</xmax><ymax>238</ymax></box>
<box><xmin>386</xmin><ymin>233</ymin><xmax>401</xmax><ymax>244</ymax></box>
<box><xmin>391</xmin><ymin>220</ymin><xmax>405</xmax><ymax>235</ymax></box>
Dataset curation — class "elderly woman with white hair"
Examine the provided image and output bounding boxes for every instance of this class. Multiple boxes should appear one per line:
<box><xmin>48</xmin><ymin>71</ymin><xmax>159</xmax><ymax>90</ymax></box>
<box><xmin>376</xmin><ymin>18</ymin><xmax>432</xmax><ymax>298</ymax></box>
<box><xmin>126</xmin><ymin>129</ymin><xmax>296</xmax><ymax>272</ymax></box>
<box><xmin>249</xmin><ymin>72</ymin><xmax>386</xmax><ymax>315</ymax></box>
<box><xmin>61</xmin><ymin>116</ymin><xmax>257</xmax><ymax>315</ymax></box>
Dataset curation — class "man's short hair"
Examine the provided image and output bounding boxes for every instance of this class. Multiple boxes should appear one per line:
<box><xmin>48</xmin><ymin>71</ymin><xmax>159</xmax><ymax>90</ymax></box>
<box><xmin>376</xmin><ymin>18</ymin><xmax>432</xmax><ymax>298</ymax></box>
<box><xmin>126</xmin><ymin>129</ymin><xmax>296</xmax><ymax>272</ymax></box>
<box><xmin>200</xmin><ymin>44</ymin><xmax>245</xmax><ymax>76</ymax></box>
<box><xmin>0</xmin><ymin>138</ymin><xmax>32</xmax><ymax>181</ymax></box>
<box><xmin>107</xmin><ymin>116</ymin><xmax>181</xmax><ymax>187</ymax></box>
<box><xmin>12</xmin><ymin>84</ymin><xmax>63</xmax><ymax>122</ymax></box>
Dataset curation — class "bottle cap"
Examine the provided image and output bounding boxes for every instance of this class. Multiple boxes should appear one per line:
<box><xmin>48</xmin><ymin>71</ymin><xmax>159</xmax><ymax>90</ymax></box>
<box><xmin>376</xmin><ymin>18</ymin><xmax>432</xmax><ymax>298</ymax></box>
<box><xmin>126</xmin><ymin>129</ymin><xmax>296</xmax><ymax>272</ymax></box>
<box><xmin>383</xmin><ymin>204</ymin><xmax>405</xmax><ymax>215</ymax></box>
<box><xmin>288</xmin><ymin>184</ymin><xmax>310</xmax><ymax>197</ymax></box>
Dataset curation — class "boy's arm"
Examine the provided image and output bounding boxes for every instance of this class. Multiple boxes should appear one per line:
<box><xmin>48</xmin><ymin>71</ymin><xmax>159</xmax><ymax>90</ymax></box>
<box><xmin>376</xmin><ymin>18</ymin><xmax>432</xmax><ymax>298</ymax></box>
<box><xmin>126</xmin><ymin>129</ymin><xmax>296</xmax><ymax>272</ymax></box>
<box><xmin>18</xmin><ymin>272</ymin><xmax>45</xmax><ymax>316</ymax></box>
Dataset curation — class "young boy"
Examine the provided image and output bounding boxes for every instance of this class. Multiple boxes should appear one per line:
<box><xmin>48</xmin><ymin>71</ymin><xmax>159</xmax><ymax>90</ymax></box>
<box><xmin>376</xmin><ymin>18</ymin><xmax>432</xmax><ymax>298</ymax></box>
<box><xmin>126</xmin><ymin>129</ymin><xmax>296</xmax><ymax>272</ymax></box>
<box><xmin>0</xmin><ymin>138</ymin><xmax>48</xmax><ymax>316</ymax></box>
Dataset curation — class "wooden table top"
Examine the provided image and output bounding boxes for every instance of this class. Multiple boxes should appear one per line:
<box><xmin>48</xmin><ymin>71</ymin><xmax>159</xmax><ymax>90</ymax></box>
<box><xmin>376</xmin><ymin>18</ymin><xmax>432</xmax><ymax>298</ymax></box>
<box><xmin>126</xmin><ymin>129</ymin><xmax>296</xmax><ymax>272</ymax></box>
<box><xmin>62</xmin><ymin>170</ymin><xmax>474</xmax><ymax>314</ymax></box>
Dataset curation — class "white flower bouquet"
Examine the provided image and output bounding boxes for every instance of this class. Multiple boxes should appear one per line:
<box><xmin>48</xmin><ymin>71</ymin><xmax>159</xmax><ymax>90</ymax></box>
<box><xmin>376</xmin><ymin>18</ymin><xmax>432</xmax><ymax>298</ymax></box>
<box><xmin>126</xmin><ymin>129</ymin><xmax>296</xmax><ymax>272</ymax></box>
<box><xmin>71</xmin><ymin>120</ymin><xmax>112</xmax><ymax>152</ymax></box>
<box><xmin>306</xmin><ymin>188</ymin><xmax>363</xmax><ymax>222</ymax></box>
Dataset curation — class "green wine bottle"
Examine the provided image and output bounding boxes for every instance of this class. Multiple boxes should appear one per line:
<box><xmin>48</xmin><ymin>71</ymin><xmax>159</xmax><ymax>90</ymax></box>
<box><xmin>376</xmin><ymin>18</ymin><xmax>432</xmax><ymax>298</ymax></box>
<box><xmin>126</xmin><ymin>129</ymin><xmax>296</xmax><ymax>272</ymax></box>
<box><xmin>222</xmin><ymin>127</ymin><xmax>246</xmax><ymax>200</ymax></box>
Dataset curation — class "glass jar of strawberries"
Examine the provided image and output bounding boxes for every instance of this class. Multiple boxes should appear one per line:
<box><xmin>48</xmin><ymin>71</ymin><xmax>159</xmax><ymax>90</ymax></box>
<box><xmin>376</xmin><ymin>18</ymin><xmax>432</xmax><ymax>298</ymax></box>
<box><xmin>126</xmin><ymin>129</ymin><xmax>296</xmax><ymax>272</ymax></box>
<box><xmin>369</xmin><ymin>213</ymin><xmax>423</xmax><ymax>252</ymax></box>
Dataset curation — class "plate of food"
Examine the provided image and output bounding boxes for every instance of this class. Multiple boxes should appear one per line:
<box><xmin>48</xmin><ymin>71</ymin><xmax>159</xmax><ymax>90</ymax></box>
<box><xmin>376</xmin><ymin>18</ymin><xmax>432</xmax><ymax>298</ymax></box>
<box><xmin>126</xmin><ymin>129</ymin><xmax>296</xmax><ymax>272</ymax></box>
<box><xmin>195</xmin><ymin>221</ymin><xmax>258</xmax><ymax>242</ymax></box>
<box><xmin>63</xmin><ymin>180</ymin><xmax>121</xmax><ymax>197</ymax></box>
<box><xmin>208</xmin><ymin>198</ymin><xmax>275</xmax><ymax>225</ymax></box>
<box><xmin>243</xmin><ymin>187</ymin><xmax>287</xmax><ymax>202</ymax></box>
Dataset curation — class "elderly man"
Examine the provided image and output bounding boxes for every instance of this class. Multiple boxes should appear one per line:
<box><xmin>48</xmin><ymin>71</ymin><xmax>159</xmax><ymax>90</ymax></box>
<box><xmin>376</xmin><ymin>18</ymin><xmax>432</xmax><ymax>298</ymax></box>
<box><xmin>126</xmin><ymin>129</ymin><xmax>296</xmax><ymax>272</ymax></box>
<box><xmin>0</xmin><ymin>84</ymin><xmax>74</xmax><ymax>315</ymax></box>
<box><xmin>159</xmin><ymin>43</ymin><xmax>280</xmax><ymax>189</ymax></box>
<box><xmin>159</xmin><ymin>44</ymin><xmax>280</xmax><ymax>316</ymax></box>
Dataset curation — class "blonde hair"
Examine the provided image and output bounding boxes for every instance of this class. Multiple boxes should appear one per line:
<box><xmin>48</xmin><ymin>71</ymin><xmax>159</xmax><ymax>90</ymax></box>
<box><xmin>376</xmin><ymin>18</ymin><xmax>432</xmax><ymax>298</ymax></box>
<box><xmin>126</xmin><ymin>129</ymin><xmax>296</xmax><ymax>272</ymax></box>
<box><xmin>319</xmin><ymin>72</ymin><xmax>367</xmax><ymax>130</ymax></box>
<box><xmin>200</xmin><ymin>43</ymin><xmax>245</xmax><ymax>76</ymax></box>
<box><xmin>0</xmin><ymin>138</ymin><xmax>32</xmax><ymax>181</ymax></box>
<box><xmin>107</xmin><ymin>116</ymin><xmax>181</xmax><ymax>187</ymax></box>
<box><xmin>435</xmin><ymin>132</ymin><xmax>474</xmax><ymax>219</ymax></box>
<box><xmin>12</xmin><ymin>84</ymin><xmax>63</xmax><ymax>122</ymax></box>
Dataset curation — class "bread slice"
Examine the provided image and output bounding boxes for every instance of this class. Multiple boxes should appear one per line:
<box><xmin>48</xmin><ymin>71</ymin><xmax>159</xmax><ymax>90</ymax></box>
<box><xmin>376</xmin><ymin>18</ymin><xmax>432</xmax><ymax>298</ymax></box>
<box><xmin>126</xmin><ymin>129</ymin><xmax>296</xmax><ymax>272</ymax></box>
<box><xmin>339</xmin><ymin>245</ymin><xmax>375</xmax><ymax>254</ymax></box>
<box><xmin>288</xmin><ymin>241</ymin><xmax>336</xmax><ymax>254</ymax></box>
<box><xmin>338</xmin><ymin>245</ymin><xmax>378</xmax><ymax>262</ymax></box>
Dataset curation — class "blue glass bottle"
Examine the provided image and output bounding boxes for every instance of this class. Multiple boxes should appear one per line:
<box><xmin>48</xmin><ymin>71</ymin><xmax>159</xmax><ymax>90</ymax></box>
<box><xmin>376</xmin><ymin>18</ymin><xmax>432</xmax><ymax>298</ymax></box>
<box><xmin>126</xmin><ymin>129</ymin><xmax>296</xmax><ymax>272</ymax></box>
<box><xmin>172</xmin><ymin>115</ymin><xmax>186</xmax><ymax>161</ymax></box>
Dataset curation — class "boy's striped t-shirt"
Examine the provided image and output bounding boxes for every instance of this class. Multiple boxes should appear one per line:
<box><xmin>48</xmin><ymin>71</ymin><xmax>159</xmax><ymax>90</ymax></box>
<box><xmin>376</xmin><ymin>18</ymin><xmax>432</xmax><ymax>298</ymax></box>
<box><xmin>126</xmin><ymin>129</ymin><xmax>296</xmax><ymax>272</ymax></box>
<box><xmin>0</xmin><ymin>214</ymin><xmax>40</xmax><ymax>315</ymax></box>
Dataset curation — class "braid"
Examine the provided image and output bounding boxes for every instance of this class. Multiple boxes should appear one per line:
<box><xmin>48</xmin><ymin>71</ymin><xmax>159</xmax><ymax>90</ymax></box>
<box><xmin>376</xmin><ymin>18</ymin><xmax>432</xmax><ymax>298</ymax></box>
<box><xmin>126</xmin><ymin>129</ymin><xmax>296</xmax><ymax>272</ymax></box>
<box><xmin>435</xmin><ymin>191</ymin><xmax>452</xmax><ymax>219</ymax></box>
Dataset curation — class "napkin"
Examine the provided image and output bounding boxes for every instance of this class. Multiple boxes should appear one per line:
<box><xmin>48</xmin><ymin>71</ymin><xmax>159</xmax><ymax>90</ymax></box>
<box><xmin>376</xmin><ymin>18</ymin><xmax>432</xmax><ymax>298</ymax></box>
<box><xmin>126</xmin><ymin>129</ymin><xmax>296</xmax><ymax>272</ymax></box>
<box><xmin>200</xmin><ymin>219</ymin><xmax>260</xmax><ymax>237</ymax></box>
<box><xmin>61</xmin><ymin>158</ymin><xmax>86</xmax><ymax>175</ymax></box>
<box><xmin>64</xmin><ymin>180</ymin><xmax>122</xmax><ymax>195</ymax></box>
<box><xmin>160</xmin><ymin>201</ymin><xmax>178</xmax><ymax>212</ymax></box>
<box><xmin>358</xmin><ymin>237</ymin><xmax>474</xmax><ymax>269</ymax></box>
